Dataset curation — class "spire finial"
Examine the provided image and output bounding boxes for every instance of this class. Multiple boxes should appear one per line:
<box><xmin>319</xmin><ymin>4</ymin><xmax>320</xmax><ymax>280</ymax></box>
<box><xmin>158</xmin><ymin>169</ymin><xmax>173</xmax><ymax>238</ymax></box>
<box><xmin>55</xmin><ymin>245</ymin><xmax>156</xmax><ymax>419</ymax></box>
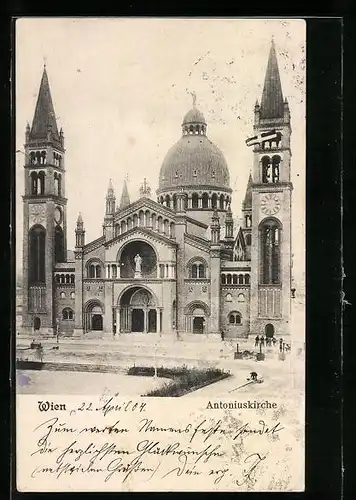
<box><xmin>43</xmin><ymin>56</ymin><xmax>47</xmax><ymax>68</ymax></box>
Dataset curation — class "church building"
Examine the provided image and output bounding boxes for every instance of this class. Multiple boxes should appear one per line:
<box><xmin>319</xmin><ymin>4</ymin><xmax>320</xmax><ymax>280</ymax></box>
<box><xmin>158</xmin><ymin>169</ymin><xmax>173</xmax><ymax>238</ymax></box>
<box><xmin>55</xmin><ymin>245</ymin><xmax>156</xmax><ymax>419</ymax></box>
<box><xmin>21</xmin><ymin>40</ymin><xmax>293</xmax><ymax>340</ymax></box>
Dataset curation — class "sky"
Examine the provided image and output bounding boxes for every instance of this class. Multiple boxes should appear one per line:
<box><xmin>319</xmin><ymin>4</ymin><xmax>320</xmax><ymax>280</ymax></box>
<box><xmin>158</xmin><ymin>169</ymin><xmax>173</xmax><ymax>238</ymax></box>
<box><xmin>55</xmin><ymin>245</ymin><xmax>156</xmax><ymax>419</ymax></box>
<box><xmin>15</xmin><ymin>18</ymin><xmax>305</xmax><ymax>291</ymax></box>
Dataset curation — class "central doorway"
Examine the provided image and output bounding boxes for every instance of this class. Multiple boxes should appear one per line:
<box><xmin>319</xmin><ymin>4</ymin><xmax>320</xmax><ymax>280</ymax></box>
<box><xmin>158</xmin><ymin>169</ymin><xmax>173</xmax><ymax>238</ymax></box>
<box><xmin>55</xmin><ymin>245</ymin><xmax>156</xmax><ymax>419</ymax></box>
<box><xmin>132</xmin><ymin>309</ymin><xmax>144</xmax><ymax>332</ymax></box>
<box><xmin>265</xmin><ymin>323</ymin><xmax>275</xmax><ymax>338</ymax></box>
<box><xmin>92</xmin><ymin>314</ymin><xmax>103</xmax><ymax>331</ymax></box>
<box><xmin>193</xmin><ymin>317</ymin><xmax>204</xmax><ymax>334</ymax></box>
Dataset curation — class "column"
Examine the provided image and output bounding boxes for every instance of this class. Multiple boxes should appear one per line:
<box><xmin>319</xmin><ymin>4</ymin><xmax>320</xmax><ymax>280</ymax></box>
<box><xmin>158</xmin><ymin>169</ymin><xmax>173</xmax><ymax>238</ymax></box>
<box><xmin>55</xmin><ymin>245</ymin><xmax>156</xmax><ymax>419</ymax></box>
<box><xmin>116</xmin><ymin>307</ymin><xmax>121</xmax><ymax>333</ymax></box>
<box><xmin>157</xmin><ymin>264</ymin><xmax>160</xmax><ymax>278</ymax></box>
<box><xmin>188</xmin><ymin>196</ymin><xmax>192</xmax><ymax>209</ymax></box>
<box><xmin>208</xmin><ymin>197</ymin><xmax>212</xmax><ymax>208</ymax></box>
<box><xmin>156</xmin><ymin>308</ymin><xmax>161</xmax><ymax>333</ymax></box>
<box><xmin>144</xmin><ymin>309</ymin><xmax>148</xmax><ymax>333</ymax></box>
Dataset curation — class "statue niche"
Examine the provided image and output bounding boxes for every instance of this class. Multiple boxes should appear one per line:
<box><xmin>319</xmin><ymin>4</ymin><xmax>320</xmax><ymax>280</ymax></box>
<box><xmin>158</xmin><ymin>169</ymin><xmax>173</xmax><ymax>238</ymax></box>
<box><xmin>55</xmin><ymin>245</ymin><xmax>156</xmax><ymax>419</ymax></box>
<box><xmin>119</xmin><ymin>241</ymin><xmax>157</xmax><ymax>279</ymax></box>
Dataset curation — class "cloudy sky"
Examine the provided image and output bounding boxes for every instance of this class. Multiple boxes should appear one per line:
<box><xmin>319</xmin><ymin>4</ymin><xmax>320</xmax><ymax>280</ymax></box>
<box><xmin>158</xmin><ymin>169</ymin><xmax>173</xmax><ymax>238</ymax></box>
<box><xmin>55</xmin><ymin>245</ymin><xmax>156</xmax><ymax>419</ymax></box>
<box><xmin>16</xmin><ymin>18</ymin><xmax>305</xmax><ymax>289</ymax></box>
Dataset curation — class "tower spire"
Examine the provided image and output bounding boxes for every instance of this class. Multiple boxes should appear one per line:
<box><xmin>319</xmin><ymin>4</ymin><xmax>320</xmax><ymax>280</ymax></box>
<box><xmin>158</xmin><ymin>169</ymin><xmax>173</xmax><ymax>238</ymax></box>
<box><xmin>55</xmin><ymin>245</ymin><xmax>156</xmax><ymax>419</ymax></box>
<box><xmin>119</xmin><ymin>179</ymin><xmax>130</xmax><ymax>209</ymax></box>
<box><xmin>260</xmin><ymin>39</ymin><xmax>284</xmax><ymax>119</ymax></box>
<box><xmin>243</xmin><ymin>172</ymin><xmax>253</xmax><ymax>209</ymax></box>
<box><xmin>30</xmin><ymin>65</ymin><xmax>60</xmax><ymax>143</ymax></box>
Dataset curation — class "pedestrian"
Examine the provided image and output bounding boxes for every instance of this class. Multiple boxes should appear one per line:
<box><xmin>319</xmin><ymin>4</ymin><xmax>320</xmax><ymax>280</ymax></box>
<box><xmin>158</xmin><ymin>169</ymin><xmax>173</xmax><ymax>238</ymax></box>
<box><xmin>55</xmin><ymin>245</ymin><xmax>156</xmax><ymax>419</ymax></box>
<box><xmin>279</xmin><ymin>338</ymin><xmax>284</xmax><ymax>352</ymax></box>
<box><xmin>220</xmin><ymin>329</ymin><xmax>225</xmax><ymax>341</ymax></box>
<box><xmin>249</xmin><ymin>371</ymin><xmax>258</xmax><ymax>381</ymax></box>
<box><xmin>260</xmin><ymin>335</ymin><xmax>265</xmax><ymax>347</ymax></box>
<box><xmin>266</xmin><ymin>337</ymin><xmax>270</xmax><ymax>347</ymax></box>
<box><xmin>272</xmin><ymin>337</ymin><xmax>277</xmax><ymax>347</ymax></box>
<box><xmin>255</xmin><ymin>335</ymin><xmax>260</xmax><ymax>347</ymax></box>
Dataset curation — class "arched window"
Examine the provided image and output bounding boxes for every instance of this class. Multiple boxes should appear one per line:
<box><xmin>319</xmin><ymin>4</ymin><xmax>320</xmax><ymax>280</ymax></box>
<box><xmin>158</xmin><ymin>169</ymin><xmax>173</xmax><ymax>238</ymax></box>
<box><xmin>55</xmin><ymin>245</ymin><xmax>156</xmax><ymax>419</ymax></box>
<box><xmin>198</xmin><ymin>264</ymin><xmax>205</xmax><ymax>278</ymax></box>
<box><xmin>121</xmin><ymin>220</ymin><xmax>126</xmax><ymax>233</ymax></box>
<box><xmin>202</xmin><ymin>193</ymin><xmax>209</xmax><ymax>208</ymax></box>
<box><xmin>271</xmin><ymin>155</ymin><xmax>281</xmax><ymax>183</ymax></box>
<box><xmin>221</xmin><ymin>274</ymin><xmax>226</xmax><ymax>284</ymax></box>
<box><xmin>238</xmin><ymin>274</ymin><xmax>244</xmax><ymax>284</ymax></box>
<box><xmin>55</xmin><ymin>226</ymin><xmax>65</xmax><ymax>263</ymax></box>
<box><xmin>219</xmin><ymin>194</ymin><xmax>225</xmax><ymax>209</ymax></box>
<box><xmin>96</xmin><ymin>265</ymin><xmax>101</xmax><ymax>278</ymax></box>
<box><xmin>71</xmin><ymin>292</ymin><xmax>75</xmax><ymax>299</ymax></box>
<box><xmin>229</xmin><ymin>311</ymin><xmax>242</xmax><ymax>325</ymax></box>
<box><xmin>62</xmin><ymin>308</ymin><xmax>74</xmax><ymax>320</ymax></box>
<box><xmin>30</xmin><ymin>152</ymin><xmax>36</xmax><ymax>165</ymax></box>
<box><xmin>260</xmin><ymin>218</ymin><xmax>281</xmax><ymax>284</ymax></box>
<box><xmin>244</xmin><ymin>274</ymin><xmax>250</xmax><ymax>285</ymax></box>
<box><xmin>38</xmin><ymin>171</ymin><xmax>45</xmax><ymax>195</ymax></box>
<box><xmin>89</xmin><ymin>265</ymin><xmax>95</xmax><ymax>278</ymax></box>
<box><xmin>237</xmin><ymin>293</ymin><xmax>245</xmax><ymax>302</ymax></box>
<box><xmin>70</xmin><ymin>275</ymin><xmax>75</xmax><ymax>284</ymax></box>
<box><xmin>133</xmin><ymin>214</ymin><xmax>138</xmax><ymax>227</ymax></box>
<box><xmin>246</xmin><ymin>233</ymin><xmax>251</xmax><ymax>245</ymax></box>
<box><xmin>226</xmin><ymin>274</ymin><xmax>232</xmax><ymax>285</ymax></box>
<box><xmin>192</xmin><ymin>264</ymin><xmax>198</xmax><ymax>279</ymax></box>
<box><xmin>28</xmin><ymin>225</ymin><xmax>46</xmax><ymax>284</ymax></box>
<box><xmin>211</xmin><ymin>193</ymin><xmax>217</xmax><ymax>208</ymax></box>
<box><xmin>65</xmin><ymin>274</ymin><xmax>70</xmax><ymax>284</ymax></box>
<box><xmin>233</xmin><ymin>274</ymin><xmax>238</xmax><ymax>284</ymax></box>
<box><xmin>165</xmin><ymin>195</ymin><xmax>171</xmax><ymax>208</ymax></box>
<box><xmin>115</xmin><ymin>224</ymin><xmax>120</xmax><ymax>237</ymax></box>
<box><xmin>55</xmin><ymin>275</ymin><xmax>60</xmax><ymax>283</ymax></box>
<box><xmin>170</xmin><ymin>222</ymin><xmax>175</xmax><ymax>238</ymax></box>
<box><xmin>262</xmin><ymin>156</ymin><xmax>271</xmax><ymax>183</ymax></box>
<box><xmin>60</xmin><ymin>275</ymin><xmax>65</xmax><ymax>284</ymax></box>
<box><xmin>225</xmin><ymin>293</ymin><xmax>232</xmax><ymax>302</ymax></box>
<box><xmin>172</xmin><ymin>195</ymin><xmax>177</xmax><ymax>210</ymax></box>
<box><xmin>30</xmin><ymin>172</ymin><xmax>38</xmax><ymax>195</ymax></box>
<box><xmin>192</xmin><ymin>193</ymin><xmax>199</xmax><ymax>208</ymax></box>
<box><xmin>60</xmin><ymin>291</ymin><xmax>65</xmax><ymax>299</ymax></box>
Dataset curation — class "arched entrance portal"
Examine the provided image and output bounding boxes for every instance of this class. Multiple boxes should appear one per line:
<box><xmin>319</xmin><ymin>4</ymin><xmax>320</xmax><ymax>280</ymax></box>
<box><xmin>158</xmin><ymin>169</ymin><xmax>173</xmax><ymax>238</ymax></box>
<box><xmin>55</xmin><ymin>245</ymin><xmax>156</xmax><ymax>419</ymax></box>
<box><xmin>118</xmin><ymin>286</ymin><xmax>160</xmax><ymax>333</ymax></box>
<box><xmin>265</xmin><ymin>323</ymin><xmax>275</xmax><ymax>338</ymax></box>
<box><xmin>185</xmin><ymin>301</ymin><xmax>210</xmax><ymax>334</ymax></box>
<box><xmin>84</xmin><ymin>301</ymin><xmax>104</xmax><ymax>332</ymax></box>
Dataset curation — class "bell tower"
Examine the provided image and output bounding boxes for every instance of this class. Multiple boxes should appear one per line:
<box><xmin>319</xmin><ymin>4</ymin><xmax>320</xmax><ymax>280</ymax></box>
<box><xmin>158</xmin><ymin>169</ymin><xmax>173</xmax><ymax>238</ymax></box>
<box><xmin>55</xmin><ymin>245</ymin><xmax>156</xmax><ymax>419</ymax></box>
<box><xmin>249</xmin><ymin>39</ymin><xmax>293</xmax><ymax>338</ymax></box>
<box><xmin>22</xmin><ymin>65</ymin><xmax>67</xmax><ymax>334</ymax></box>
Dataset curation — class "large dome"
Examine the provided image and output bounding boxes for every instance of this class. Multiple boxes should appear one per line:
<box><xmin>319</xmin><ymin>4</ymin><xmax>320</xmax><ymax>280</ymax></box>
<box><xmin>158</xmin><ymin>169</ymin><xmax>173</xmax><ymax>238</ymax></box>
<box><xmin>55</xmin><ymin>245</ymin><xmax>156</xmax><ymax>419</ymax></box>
<box><xmin>158</xmin><ymin>107</ymin><xmax>230</xmax><ymax>191</ymax></box>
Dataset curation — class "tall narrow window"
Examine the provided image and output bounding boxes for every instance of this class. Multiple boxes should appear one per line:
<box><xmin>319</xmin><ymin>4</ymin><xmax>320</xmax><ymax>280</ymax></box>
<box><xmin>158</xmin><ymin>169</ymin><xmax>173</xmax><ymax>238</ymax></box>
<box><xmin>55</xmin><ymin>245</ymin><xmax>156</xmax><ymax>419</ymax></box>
<box><xmin>260</xmin><ymin>219</ymin><xmax>281</xmax><ymax>284</ymax></box>
<box><xmin>202</xmin><ymin>193</ymin><xmax>209</xmax><ymax>208</ymax></box>
<box><xmin>192</xmin><ymin>264</ymin><xmax>198</xmax><ymax>278</ymax></box>
<box><xmin>192</xmin><ymin>193</ymin><xmax>199</xmax><ymax>208</ymax></box>
<box><xmin>261</xmin><ymin>156</ymin><xmax>271</xmax><ymax>183</ymax></box>
<box><xmin>55</xmin><ymin>226</ymin><xmax>65</xmax><ymax>263</ymax></box>
<box><xmin>28</xmin><ymin>225</ymin><xmax>46</xmax><ymax>284</ymax></box>
<box><xmin>271</xmin><ymin>156</ymin><xmax>281</xmax><ymax>183</ymax></box>
<box><xmin>198</xmin><ymin>264</ymin><xmax>205</xmax><ymax>278</ymax></box>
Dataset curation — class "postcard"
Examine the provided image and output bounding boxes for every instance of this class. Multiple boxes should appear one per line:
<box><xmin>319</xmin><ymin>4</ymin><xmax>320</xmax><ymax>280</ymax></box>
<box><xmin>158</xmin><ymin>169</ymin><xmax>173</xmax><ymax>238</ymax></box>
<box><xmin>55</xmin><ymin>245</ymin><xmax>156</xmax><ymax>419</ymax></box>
<box><xmin>15</xmin><ymin>17</ymin><xmax>306</xmax><ymax>492</ymax></box>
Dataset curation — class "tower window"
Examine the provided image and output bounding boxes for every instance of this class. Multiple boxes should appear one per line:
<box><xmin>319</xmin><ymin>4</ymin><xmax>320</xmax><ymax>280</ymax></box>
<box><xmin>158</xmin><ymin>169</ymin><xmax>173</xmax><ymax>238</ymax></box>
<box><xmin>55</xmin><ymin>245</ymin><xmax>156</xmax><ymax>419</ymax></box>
<box><xmin>211</xmin><ymin>193</ymin><xmax>217</xmax><ymax>209</ymax></box>
<box><xmin>219</xmin><ymin>194</ymin><xmax>225</xmax><ymax>210</ymax></box>
<box><xmin>55</xmin><ymin>226</ymin><xmax>65</xmax><ymax>263</ymax></box>
<box><xmin>229</xmin><ymin>311</ymin><xmax>242</xmax><ymax>325</ymax></box>
<box><xmin>260</xmin><ymin>218</ymin><xmax>281</xmax><ymax>284</ymax></box>
<box><xmin>62</xmin><ymin>308</ymin><xmax>74</xmax><ymax>320</ymax></box>
<box><xmin>28</xmin><ymin>225</ymin><xmax>46</xmax><ymax>284</ymax></box>
<box><xmin>271</xmin><ymin>156</ymin><xmax>281</xmax><ymax>183</ymax></box>
<box><xmin>261</xmin><ymin>156</ymin><xmax>271</xmax><ymax>183</ymax></box>
<box><xmin>190</xmin><ymin>260</ymin><xmax>207</xmax><ymax>279</ymax></box>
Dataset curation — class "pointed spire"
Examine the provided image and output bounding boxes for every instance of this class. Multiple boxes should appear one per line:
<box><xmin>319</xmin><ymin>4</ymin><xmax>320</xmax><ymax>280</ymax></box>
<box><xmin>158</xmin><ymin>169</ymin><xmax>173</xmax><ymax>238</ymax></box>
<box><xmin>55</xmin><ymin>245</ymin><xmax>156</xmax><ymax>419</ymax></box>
<box><xmin>119</xmin><ymin>179</ymin><xmax>130</xmax><ymax>209</ymax></box>
<box><xmin>76</xmin><ymin>212</ymin><xmax>83</xmax><ymax>226</ymax></box>
<box><xmin>139</xmin><ymin>178</ymin><xmax>151</xmax><ymax>198</ymax></box>
<box><xmin>30</xmin><ymin>66</ymin><xmax>60</xmax><ymax>142</ymax></box>
<box><xmin>260</xmin><ymin>39</ymin><xmax>284</xmax><ymax>119</ymax></box>
<box><xmin>107</xmin><ymin>178</ymin><xmax>115</xmax><ymax>198</ymax></box>
<box><xmin>243</xmin><ymin>172</ymin><xmax>253</xmax><ymax>209</ymax></box>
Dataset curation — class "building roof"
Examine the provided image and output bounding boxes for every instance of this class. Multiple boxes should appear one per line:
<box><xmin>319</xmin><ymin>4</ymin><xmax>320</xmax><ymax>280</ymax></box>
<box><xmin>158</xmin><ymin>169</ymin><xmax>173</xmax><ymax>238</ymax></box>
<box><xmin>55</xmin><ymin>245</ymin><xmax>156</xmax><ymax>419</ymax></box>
<box><xmin>29</xmin><ymin>66</ymin><xmax>60</xmax><ymax>142</ymax></box>
<box><xmin>260</xmin><ymin>39</ymin><xmax>284</xmax><ymax>119</ymax></box>
<box><xmin>159</xmin><ymin>106</ymin><xmax>230</xmax><ymax>192</ymax></box>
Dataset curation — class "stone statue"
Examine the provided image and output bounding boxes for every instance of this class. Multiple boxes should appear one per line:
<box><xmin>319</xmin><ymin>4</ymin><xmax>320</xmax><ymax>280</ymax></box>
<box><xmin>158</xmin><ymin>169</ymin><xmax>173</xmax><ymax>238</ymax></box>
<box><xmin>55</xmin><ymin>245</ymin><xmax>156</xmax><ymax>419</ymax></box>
<box><xmin>134</xmin><ymin>254</ymin><xmax>142</xmax><ymax>274</ymax></box>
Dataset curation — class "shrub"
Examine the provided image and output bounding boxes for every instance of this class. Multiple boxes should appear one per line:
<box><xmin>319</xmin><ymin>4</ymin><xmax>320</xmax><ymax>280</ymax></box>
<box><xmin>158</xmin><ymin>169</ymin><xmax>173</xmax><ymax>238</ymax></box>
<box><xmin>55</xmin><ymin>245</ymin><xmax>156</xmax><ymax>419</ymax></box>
<box><xmin>127</xmin><ymin>365</ymin><xmax>230</xmax><ymax>397</ymax></box>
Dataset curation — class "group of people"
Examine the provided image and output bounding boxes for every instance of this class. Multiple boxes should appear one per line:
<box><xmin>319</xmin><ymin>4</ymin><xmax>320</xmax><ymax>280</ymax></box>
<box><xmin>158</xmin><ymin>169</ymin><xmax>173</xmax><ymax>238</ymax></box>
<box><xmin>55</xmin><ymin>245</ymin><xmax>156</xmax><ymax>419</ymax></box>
<box><xmin>255</xmin><ymin>335</ymin><xmax>290</xmax><ymax>352</ymax></box>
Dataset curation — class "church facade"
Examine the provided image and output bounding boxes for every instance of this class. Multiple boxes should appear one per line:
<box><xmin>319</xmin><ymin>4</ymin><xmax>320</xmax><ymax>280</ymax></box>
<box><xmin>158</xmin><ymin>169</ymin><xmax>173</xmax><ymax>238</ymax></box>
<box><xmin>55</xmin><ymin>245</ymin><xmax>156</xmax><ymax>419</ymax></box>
<box><xmin>21</xmin><ymin>41</ymin><xmax>293</xmax><ymax>340</ymax></box>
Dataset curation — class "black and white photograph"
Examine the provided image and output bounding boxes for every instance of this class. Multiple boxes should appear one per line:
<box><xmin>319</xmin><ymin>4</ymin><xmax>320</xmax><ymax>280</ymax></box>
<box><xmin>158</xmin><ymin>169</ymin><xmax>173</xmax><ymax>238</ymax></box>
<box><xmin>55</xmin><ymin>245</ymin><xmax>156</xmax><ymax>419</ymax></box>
<box><xmin>15</xmin><ymin>18</ymin><xmax>306</xmax><ymax>492</ymax></box>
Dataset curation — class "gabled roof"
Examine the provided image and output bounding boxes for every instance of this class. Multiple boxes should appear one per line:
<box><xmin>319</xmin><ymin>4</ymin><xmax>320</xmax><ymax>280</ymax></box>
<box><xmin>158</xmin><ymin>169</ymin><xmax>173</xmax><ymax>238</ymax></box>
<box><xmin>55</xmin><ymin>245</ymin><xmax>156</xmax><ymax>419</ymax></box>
<box><xmin>29</xmin><ymin>66</ymin><xmax>60</xmax><ymax>143</ymax></box>
<box><xmin>260</xmin><ymin>39</ymin><xmax>284</xmax><ymax>119</ymax></box>
<box><xmin>105</xmin><ymin>226</ymin><xmax>178</xmax><ymax>249</ymax></box>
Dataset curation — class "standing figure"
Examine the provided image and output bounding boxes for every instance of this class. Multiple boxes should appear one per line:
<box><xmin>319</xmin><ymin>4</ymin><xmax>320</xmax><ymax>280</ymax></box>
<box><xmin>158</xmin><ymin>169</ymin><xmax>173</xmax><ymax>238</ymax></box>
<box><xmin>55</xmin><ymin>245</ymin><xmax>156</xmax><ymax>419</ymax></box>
<box><xmin>220</xmin><ymin>329</ymin><xmax>225</xmax><ymax>341</ymax></box>
<box><xmin>255</xmin><ymin>335</ymin><xmax>260</xmax><ymax>347</ymax></box>
<box><xmin>279</xmin><ymin>338</ymin><xmax>284</xmax><ymax>352</ymax></box>
<box><xmin>134</xmin><ymin>254</ymin><xmax>142</xmax><ymax>273</ymax></box>
<box><xmin>260</xmin><ymin>335</ymin><xmax>265</xmax><ymax>348</ymax></box>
